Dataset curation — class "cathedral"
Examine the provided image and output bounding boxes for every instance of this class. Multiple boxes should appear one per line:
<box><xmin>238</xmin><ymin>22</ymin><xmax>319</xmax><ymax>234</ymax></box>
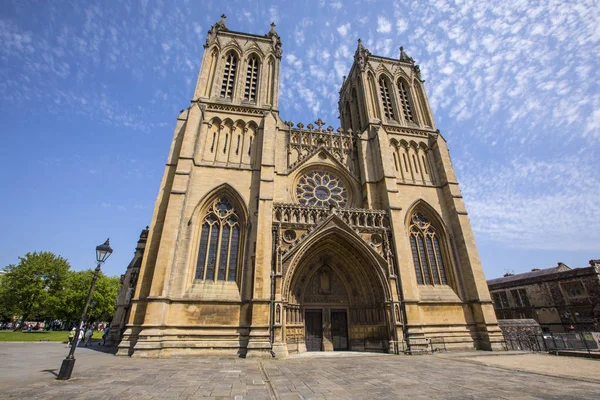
<box><xmin>116</xmin><ymin>15</ymin><xmax>503</xmax><ymax>358</ymax></box>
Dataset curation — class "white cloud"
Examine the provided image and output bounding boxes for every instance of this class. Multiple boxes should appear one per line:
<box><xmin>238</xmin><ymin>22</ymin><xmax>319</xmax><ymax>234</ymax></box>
<box><xmin>459</xmin><ymin>155</ymin><xmax>600</xmax><ymax>251</ymax></box>
<box><xmin>330</xmin><ymin>1</ymin><xmax>342</xmax><ymax>10</ymax></box>
<box><xmin>268</xmin><ymin>6</ymin><xmax>278</xmax><ymax>23</ymax></box>
<box><xmin>396</xmin><ymin>18</ymin><xmax>408</xmax><ymax>33</ymax></box>
<box><xmin>376</xmin><ymin>16</ymin><xmax>392</xmax><ymax>33</ymax></box>
<box><xmin>337</xmin><ymin>23</ymin><xmax>350</xmax><ymax>37</ymax></box>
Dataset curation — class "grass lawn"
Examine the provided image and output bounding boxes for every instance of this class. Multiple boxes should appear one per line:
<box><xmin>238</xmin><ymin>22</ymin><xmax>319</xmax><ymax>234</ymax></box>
<box><xmin>0</xmin><ymin>330</ymin><xmax>105</xmax><ymax>342</ymax></box>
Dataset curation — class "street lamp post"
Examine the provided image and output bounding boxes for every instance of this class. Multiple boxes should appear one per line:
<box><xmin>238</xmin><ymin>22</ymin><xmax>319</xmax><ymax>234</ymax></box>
<box><xmin>57</xmin><ymin>239</ymin><xmax>113</xmax><ymax>380</ymax></box>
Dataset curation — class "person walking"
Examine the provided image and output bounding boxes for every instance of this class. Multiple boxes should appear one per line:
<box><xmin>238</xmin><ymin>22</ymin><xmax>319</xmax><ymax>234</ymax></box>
<box><xmin>76</xmin><ymin>326</ymin><xmax>84</xmax><ymax>347</ymax></box>
<box><xmin>101</xmin><ymin>326</ymin><xmax>110</xmax><ymax>346</ymax></box>
<box><xmin>67</xmin><ymin>327</ymin><xmax>76</xmax><ymax>348</ymax></box>
<box><xmin>84</xmin><ymin>326</ymin><xmax>93</xmax><ymax>347</ymax></box>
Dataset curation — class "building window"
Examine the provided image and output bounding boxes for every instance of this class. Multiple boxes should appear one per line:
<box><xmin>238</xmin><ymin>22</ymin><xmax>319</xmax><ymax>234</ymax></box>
<box><xmin>195</xmin><ymin>197</ymin><xmax>241</xmax><ymax>282</ymax></box>
<box><xmin>398</xmin><ymin>80</ymin><xmax>414</xmax><ymax>122</ymax></box>
<box><xmin>244</xmin><ymin>55</ymin><xmax>259</xmax><ymax>101</ymax></box>
<box><xmin>561</xmin><ymin>281</ymin><xmax>586</xmax><ymax>299</ymax></box>
<box><xmin>409</xmin><ymin>212</ymin><xmax>448</xmax><ymax>285</ymax></box>
<box><xmin>296</xmin><ymin>170</ymin><xmax>348</xmax><ymax>208</ymax></box>
<box><xmin>511</xmin><ymin>288</ymin><xmax>530</xmax><ymax>308</ymax></box>
<box><xmin>492</xmin><ymin>291</ymin><xmax>510</xmax><ymax>309</ymax></box>
<box><xmin>220</xmin><ymin>53</ymin><xmax>238</xmax><ymax>98</ymax></box>
<box><xmin>379</xmin><ymin>77</ymin><xmax>395</xmax><ymax>120</ymax></box>
<box><xmin>492</xmin><ymin>293</ymin><xmax>502</xmax><ymax>309</ymax></box>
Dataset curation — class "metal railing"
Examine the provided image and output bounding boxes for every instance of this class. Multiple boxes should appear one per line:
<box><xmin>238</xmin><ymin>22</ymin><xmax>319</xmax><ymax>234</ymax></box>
<box><xmin>401</xmin><ymin>336</ymin><xmax>448</xmax><ymax>355</ymax></box>
<box><xmin>503</xmin><ymin>332</ymin><xmax>598</xmax><ymax>356</ymax></box>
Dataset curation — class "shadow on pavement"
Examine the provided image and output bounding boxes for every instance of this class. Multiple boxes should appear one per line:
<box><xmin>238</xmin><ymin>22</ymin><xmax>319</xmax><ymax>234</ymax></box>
<box><xmin>77</xmin><ymin>342</ymin><xmax>118</xmax><ymax>355</ymax></box>
<box><xmin>41</xmin><ymin>369</ymin><xmax>58</xmax><ymax>377</ymax></box>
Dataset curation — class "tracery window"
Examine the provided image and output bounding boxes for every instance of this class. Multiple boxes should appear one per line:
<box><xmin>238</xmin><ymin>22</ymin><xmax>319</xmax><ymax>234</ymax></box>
<box><xmin>296</xmin><ymin>171</ymin><xmax>348</xmax><ymax>208</ymax></box>
<box><xmin>379</xmin><ymin>77</ymin><xmax>395</xmax><ymax>120</ymax></box>
<box><xmin>220</xmin><ymin>53</ymin><xmax>238</xmax><ymax>98</ymax></box>
<box><xmin>398</xmin><ymin>80</ymin><xmax>414</xmax><ymax>122</ymax></box>
<box><xmin>195</xmin><ymin>197</ymin><xmax>241</xmax><ymax>282</ymax></box>
<box><xmin>409</xmin><ymin>212</ymin><xmax>448</xmax><ymax>285</ymax></box>
<box><xmin>244</xmin><ymin>55</ymin><xmax>259</xmax><ymax>101</ymax></box>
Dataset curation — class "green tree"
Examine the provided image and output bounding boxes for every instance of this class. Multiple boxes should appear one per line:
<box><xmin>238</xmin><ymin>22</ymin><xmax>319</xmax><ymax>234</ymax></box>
<box><xmin>59</xmin><ymin>270</ymin><xmax>120</xmax><ymax>324</ymax></box>
<box><xmin>0</xmin><ymin>273</ymin><xmax>14</xmax><ymax>322</ymax></box>
<box><xmin>2</xmin><ymin>252</ymin><xmax>71</xmax><ymax>328</ymax></box>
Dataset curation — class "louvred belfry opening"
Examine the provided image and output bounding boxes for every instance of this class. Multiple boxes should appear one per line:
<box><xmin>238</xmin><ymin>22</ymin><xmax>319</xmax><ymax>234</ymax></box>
<box><xmin>398</xmin><ymin>80</ymin><xmax>414</xmax><ymax>122</ymax></box>
<box><xmin>245</xmin><ymin>55</ymin><xmax>259</xmax><ymax>101</ymax></box>
<box><xmin>379</xmin><ymin>77</ymin><xmax>394</xmax><ymax>120</ymax></box>
<box><xmin>221</xmin><ymin>53</ymin><xmax>237</xmax><ymax>98</ymax></box>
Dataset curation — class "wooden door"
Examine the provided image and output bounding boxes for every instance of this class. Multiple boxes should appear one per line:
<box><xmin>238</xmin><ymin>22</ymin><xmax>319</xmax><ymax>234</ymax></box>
<box><xmin>305</xmin><ymin>310</ymin><xmax>323</xmax><ymax>351</ymax></box>
<box><xmin>331</xmin><ymin>310</ymin><xmax>348</xmax><ymax>350</ymax></box>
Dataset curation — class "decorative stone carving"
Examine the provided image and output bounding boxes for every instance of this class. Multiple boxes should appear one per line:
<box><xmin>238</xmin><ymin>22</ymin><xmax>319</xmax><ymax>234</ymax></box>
<box><xmin>303</xmin><ymin>266</ymin><xmax>348</xmax><ymax>304</ymax></box>
<box><xmin>354</xmin><ymin>39</ymin><xmax>370</xmax><ymax>72</ymax></box>
<box><xmin>414</xmin><ymin>64</ymin><xmax>424</xmax><ymax>82</ymax></box>
<box><xmin>287</xmin><ymin>124</ymin><xmax>357</xmax><ymax>175</ymax></box>
<box><xmin>399</xmin><ymin>46</ymin><xmax>414</xmax><ymax>64</ymax></box>
<box><xmin>206</xmin><ymin>14</ymin><xmax>228</xmax><ymax>48</ymax></box>
<box><xmin>283</xmin><ymin>229</ymin><xmax>297</xmax><ymax>243</ymax></box>
<box><xmin>265</xmin><ymin>22</ymin><xmax>282</xmax><ymax>58</ymax></box>
<box><xmin>314</xmin><ymin>118</ymin><xmax>325</xmax><ymax>131</ymax></box>
<box><xmin>383</xmin><ymin>124</ymin><xmax>431</xmax><ymax>137</ymax></box>
<box><xmin>296</xmin><ymin>170</ymin><xmax>348</xmax><ymax>208</ymax></box>
<box><xmin>273</xmin><ymin>203</ymin><xmax>389</xmax><ymax>258</ymax></box>
<box><xmin>205</xmin><ymin>103</ymin><xmax>265</xmax><ymax>115</ymax></box>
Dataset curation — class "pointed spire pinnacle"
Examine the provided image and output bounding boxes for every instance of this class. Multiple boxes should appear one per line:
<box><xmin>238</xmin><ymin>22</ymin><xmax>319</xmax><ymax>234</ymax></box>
<box><xmin>205</xmin><ymin>14</ymin><xmax>228</xmax><ymax>47</ymax></box>
<box><xmin>354</xmin><ymin>38</ymin><xmax>370</xmax><ymax>71</ymax></box>
<box><xmin>218</xmin><ymin>14</ymin><xmax>227</xmax><ymax>29</ymax></box>
<box><xmin>399</xmin><ymin>46</ymin><xmax>414</xmax><ymax>63</ymax></box>
<box><xmin>266</xmin><ymin>21</ymin><xmax>282</xmax><ymax>58</ymax></box>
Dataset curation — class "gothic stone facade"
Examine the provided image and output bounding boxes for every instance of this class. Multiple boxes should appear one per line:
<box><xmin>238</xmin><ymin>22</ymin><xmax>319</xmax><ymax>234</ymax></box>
<box><xmin>488</xmin><ymin>260</ymin><xmax>600</xmax><ymax>333</ymax></box>
<box><xmin>117</xmin><ymin>16</ymin><xmax>503</xmax><ymax>358</ymax></box>
<box><xmin>105</xmin><ymin>227</ymin><xmax>148</xmax><ymax>347</ymax></box>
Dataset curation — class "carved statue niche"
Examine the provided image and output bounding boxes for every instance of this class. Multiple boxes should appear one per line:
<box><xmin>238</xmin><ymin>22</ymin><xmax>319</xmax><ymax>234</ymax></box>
<box><xmin>319</xmin><ymin>265</ymin><xmax>331</xmax><ymax>294</ymax></box>
<box><xmin>303</xmin><ymin>265</ymin><xmax>348</xmax><ymax>304</ymax></box>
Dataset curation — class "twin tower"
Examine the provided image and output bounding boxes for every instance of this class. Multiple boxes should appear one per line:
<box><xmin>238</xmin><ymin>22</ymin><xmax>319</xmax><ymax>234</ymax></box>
<box><xmin>117</xmin><ymin>15</ymin><xmax>503</xmax><ymax>358</ymax></box>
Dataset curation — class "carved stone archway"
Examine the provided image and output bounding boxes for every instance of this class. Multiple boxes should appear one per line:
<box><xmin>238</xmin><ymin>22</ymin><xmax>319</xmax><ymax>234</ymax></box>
<box><xmin>279</xmin><ymin>217</ymin><xmax>394</xmax><ymax>354</ymax></box>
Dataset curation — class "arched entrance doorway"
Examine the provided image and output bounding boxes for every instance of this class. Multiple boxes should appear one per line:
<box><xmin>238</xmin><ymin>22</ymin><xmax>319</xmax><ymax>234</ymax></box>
<box><xmin>281</xmin><ymin>224</ymin><xmax>393</xmax><ymax>353</ymax></box>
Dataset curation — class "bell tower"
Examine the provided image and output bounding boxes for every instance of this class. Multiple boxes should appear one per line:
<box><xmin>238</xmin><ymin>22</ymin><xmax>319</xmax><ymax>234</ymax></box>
<box><xmin>194</xmin><ymin>15</ymin><xmax>282</xmax><ymax>109</ymax></box>
<box><xmin>339</xmin><ymin>40</ymin><xmax>435</xmax><ymax>134</ymax></box>
<box><xmin>117</xmin><ymin>15</ymin><xmax>287</xmax><ymax>358</ymax></box>
<box><xmin>337</xmin><ymin>40</ymin><xmax>503</xmax><ymax>351</ymax></box>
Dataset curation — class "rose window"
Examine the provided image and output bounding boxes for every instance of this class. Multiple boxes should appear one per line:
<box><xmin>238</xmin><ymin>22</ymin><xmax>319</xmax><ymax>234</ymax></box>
<box><xmin>296</xmin><ymin>171</ymin><xmax>348</xmax><ymax>208</ymax></box>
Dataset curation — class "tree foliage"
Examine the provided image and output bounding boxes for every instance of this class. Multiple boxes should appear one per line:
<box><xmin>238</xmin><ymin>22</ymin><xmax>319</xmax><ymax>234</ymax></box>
<box><xmin>0</xmin><ymin>273</ymin><xmax>13</xmax><ymax>322</ymax></box>
<box><xmin>0</xmin><ymin>251</ymin><xmax>121</xmax><ymax>325</ymax></box>
<box><xmin>1</xmin><ymin>252</ymin><xmax>70</xmax><ymax>324</ymax></box>
<box><xmin>59</xmin><ymin>270</ymin><xmax>120</xmax><ymax>323</ymax></box>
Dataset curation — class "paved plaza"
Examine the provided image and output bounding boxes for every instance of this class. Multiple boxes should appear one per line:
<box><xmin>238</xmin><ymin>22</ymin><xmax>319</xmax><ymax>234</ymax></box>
<box><xmin>0</xmin><ymin>343</ymin><xmax>599</xmax><ymax>399</ymax></box>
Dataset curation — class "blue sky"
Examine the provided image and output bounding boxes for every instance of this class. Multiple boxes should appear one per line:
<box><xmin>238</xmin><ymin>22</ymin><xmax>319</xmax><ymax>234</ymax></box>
<box><xmin>0</xmin><ymin>0</ymin><xmax>598</xmax><ymax>280</ymax></box>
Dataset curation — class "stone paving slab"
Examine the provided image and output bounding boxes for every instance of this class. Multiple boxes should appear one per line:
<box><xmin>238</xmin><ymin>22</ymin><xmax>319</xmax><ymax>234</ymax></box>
<box><xmin>0</xmin><ymin>343</ymin><xmax>599</xmax><ymax>399</ymax></box>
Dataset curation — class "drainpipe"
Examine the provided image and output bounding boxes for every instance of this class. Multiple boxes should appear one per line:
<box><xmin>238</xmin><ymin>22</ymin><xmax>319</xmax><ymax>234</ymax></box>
<box><xmin>396</xmin><ymin>270</ymin><xmax>409</xmax><ymax>354</ymax></box>
<box><xmin>269</xmin><ymin>226</ymin><xmax>278</xmax><ymax>357</ymax></box>
<box><xmin>389</xmin><ymin>231</ymin><xmax>408</xmax><ymax>354</ymax></box>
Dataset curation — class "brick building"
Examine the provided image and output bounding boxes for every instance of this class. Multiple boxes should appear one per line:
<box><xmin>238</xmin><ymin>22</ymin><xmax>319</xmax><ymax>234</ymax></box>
<box><xmin>487</xmin><ymin>260</ymin><xmax>600</xmax><ymax>333</ymax></box>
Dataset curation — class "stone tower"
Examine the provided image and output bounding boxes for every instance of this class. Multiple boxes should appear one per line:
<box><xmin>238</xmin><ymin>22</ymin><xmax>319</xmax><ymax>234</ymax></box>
<box><xmin>117</xmin><ymin>17</ymin><xmax>503</xmax><ymax>358</ymax></box>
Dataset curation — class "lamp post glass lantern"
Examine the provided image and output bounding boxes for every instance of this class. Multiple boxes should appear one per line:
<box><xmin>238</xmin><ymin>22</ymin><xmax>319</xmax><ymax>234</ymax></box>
<box><xmin>57</xmin><ymin>239</ymin><xmax>112</xmax><ymax>380</ymax></box>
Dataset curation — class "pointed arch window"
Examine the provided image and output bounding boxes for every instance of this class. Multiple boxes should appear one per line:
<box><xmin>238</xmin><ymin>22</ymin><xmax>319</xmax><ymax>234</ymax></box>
<box><xmin>220</xmin><ymin>53</ymin><xmax>238</xmax><ymax>98</ymax></box>
<box><xmin>245</xmin><ymin>55</ymin><xmax>259</xmax><ymax>101</ymax></box>
<box><xmin>409</xmin><ymin>212</ymin><xmax>448</xmax><ymax>285</ymax></box>
<box><xmin>379</xmin><ymin>77</ymin><xmax>395</xmax><ymax>120</ymax></box>
<box><xmin>195</xmin><ymin>197</ymin><xmax>241</xmax><ymax>282</ymax></box>
<box><xmin>398</xmin><ymin>80</ymin><xmax>414</xmax><ymax>122</ymax></box>
<box><xmin>351</xmin><ymin>87</ymin><xmax>362</xmax><ymax>131</ymax></box>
